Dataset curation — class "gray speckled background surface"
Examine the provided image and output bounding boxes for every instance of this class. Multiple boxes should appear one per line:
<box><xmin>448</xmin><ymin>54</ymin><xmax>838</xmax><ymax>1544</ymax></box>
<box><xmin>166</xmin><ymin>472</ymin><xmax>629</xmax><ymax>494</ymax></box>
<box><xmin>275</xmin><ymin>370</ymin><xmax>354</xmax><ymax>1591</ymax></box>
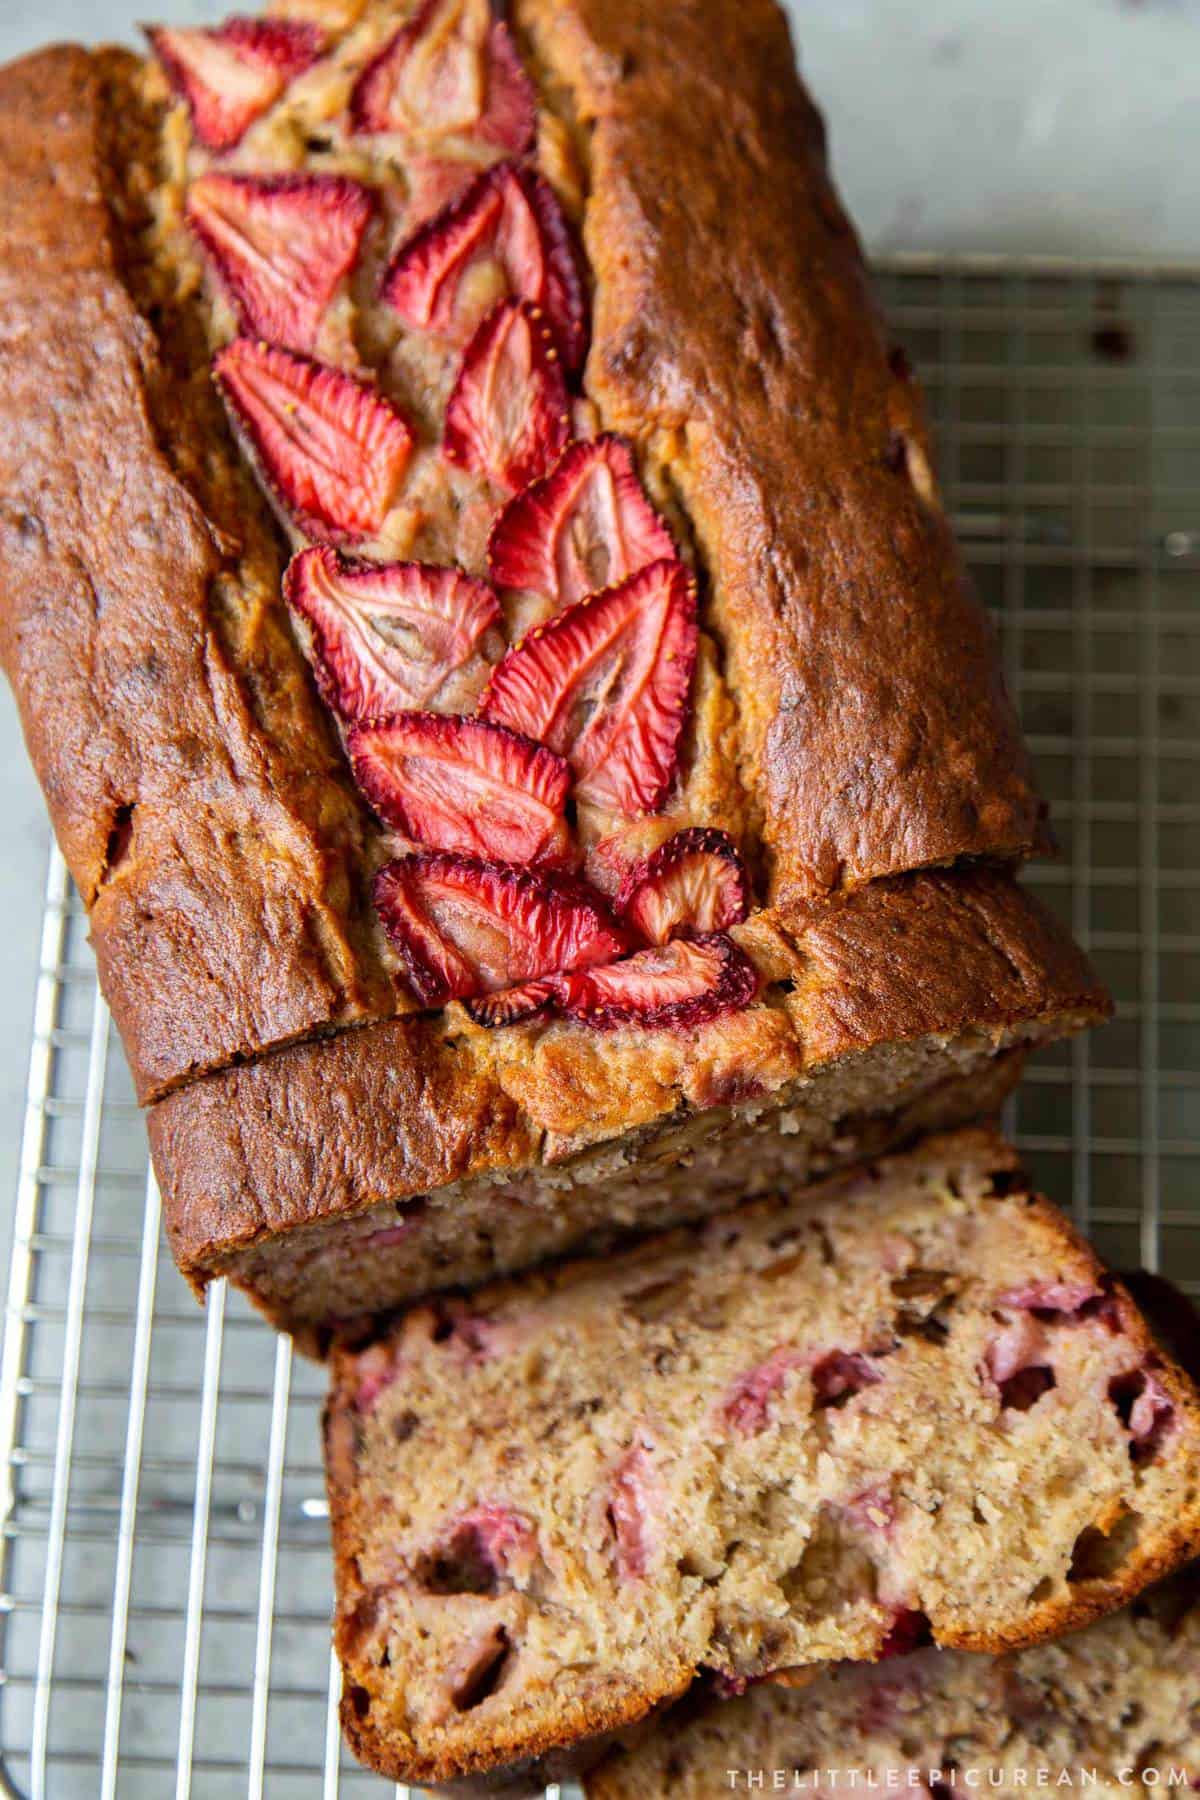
<box><xmin>0</xmin><ymin>0</ymin><xmax>1195</xmax><ymax>1268</ymax></box>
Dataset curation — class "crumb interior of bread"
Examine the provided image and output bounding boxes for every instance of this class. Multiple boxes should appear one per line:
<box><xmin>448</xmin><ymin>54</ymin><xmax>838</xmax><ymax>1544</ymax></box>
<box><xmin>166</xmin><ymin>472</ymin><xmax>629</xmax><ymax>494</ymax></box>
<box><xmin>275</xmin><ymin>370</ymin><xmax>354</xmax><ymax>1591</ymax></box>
<box><xmin>219</xmin><ymin>1025</ymin><xmax>1031</xmax><ymax>1325</ymax></box>
<box><xmin>589</xmin><ymin>1574</ymin><xmax>1200</xmax><ymax>1800</ymax></box>
<box><xmin>329</xmin><ymin>1139</ymin><xmax>1200</xmax><ymax>1782</ymax></box>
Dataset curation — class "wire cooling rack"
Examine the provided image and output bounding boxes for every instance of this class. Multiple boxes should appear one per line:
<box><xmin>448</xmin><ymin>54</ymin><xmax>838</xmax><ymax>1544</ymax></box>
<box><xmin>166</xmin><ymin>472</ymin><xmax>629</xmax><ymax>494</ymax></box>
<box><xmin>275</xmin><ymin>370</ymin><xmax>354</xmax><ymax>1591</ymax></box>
<box><xmin>1</xmin><ymin>259</ymin><xmax>1198</xmax><ymax>1798</ymax></box>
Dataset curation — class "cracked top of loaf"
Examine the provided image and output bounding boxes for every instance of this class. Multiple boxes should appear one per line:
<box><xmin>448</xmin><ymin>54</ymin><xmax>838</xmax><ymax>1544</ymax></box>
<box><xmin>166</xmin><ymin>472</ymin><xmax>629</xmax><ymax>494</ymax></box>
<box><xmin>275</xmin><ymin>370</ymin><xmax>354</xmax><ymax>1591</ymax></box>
<box><xmin>0</xmin><ymin>0</ymin><xmax>1049</xmax><ymax>1103</ymax></box>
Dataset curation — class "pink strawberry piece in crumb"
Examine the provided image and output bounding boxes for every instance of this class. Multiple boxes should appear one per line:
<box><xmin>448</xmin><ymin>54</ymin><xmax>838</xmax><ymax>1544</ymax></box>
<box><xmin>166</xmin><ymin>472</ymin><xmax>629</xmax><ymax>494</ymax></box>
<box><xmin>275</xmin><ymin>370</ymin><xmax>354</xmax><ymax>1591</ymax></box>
<box><xmin>445</xmin><ymin>1312</ymin><xmax>510</xmax><ymax>1361</ymax></box>
<box><xmin>556</xmin><ymin>932</ymin><xmax>759</xmax><ymax>1032</ymax></box>
<box><xmin>429</xmin><ymin>1503</ymin><xmax>538</xmax><ymax>1591</ymax></box>
<box><xmin>355</xmin><ymin>1339</ymin><xmax>399</xmax><ymax>1412</ymax></box>
<box><xmin>996</xmin><ymin>1279</ymin><xmax>1104</xmax><ymax>1316</ymax></box>
<box><xmin>443</xmin><ymin>299</ymin><xmax>571</xmax><ymax>493</ymax></box>
<box><xmin>984</xmin><ymin>1314</ymin><xmax>1056</xmax><ymax>1411</ymax></box>
<box><xmin>349</xmin><ymin>713</ymin><xmax>573</xmax><ymax>868</ymax></box>
<box><xmin>985</xmin><ymin>1313</ymin><xmax>1047</xmax><ymax>1386</ymax></box>
<box><xmin>480</xmin><ymin>558</ymin><xmax>698</xmax><ymax>818</ymax></box>
<box><xmin>1109</xmin><ymin>1366</ymin><xmax>1176</xmax><ymax>1463</ymax></box>
<box><xmin>878</xmin><ymin>1607</ymin><xmax>934</xmax><ymax>1658</ymax></box>
<box><xmin>146</xmin><ymin>17</ymin><xmax>326</xmax><ymax>152</ymax></box>
<box><xmin>381</xmin><ymin>160</ymin><xmax>587</xmax><ymax>369</ymax></box>
<box><xmin>187</xmin><ymin>172</ymin><xmax>374</xmax><ymax>353</ymax></box>
<box><xmin>372</xmin><ymin>852</ymin><xmax>632</xmax><ymax>1007</ymax></box>
<box><xmin>616</xmin><ymin>827</ymin><xmax>750</xmax><ymax>945</ymax></box>
<box><xmin>841</xmin><ymin>1483</ymin><xmax>897</xmax><ymax>1536</ymax></box>
<box><xmin>349</xmin><ymin>0</ymin><xmax>534</xmax><ymax>157</ymax></box>
<box><xmin>488</xmin><ymin>434</ymin><xmax>676</xmax><ymax>616</ymax></box>
<box><xmin>285</xmin><ymin>547</ymin><xmax>500</xmax><ymax>723</ymax></box>
<box><xmin>722</xmin><ymin>1346</ymin><xmax>805</xmax><ymax>1435</ymax></box>
<box><xmin>439</xmin><ymin>1621</ymin><xmax>511</xmax><ymax>1718</ymax></box>
<box><xmin>214</xmin><ymin>340</ymin><xmax>414</xmax><ymax>541</ymax></box>
<box><xmin>606</xmin><ymin>1438</ymin><xmax>659</xmax><ymax>1581</ymax></box>
<box><xmin>363</xmin><ymin>1211</ymin><xmax>425</xmax><ymax>1250</ymax></box>
<box><xmin>811</xmin><ymin>1349</ymin><xmax>883</xmax><ymax>1409</ymax></box>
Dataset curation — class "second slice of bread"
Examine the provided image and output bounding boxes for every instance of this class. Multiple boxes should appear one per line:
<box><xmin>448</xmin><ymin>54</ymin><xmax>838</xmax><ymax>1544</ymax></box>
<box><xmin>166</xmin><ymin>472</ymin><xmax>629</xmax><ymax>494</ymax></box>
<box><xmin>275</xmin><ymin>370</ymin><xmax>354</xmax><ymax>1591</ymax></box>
<box><xmin>323</xmin><ymin>1128</ymin><xmax>1200</xmax><ymax>1791</ymax></box>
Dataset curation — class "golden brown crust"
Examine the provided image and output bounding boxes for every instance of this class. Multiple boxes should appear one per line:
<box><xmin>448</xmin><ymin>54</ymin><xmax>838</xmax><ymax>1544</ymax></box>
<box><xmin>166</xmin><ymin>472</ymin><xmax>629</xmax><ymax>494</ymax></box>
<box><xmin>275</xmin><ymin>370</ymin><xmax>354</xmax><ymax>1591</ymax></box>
<box><xmin>516</xmin><ymin>0</ymin><xmax>1047</xmax><ymax>901</ymax></box>
<box><xmin>779</xmin><ymin>868</ymin><xmax>1105</xmax><ymax>1064</ymax></box>
<box><xmin>147</xmin><ymin>867</ymin><xmax>1108</xmax><ymax>1313</ymax></box>
<box><xmin>0</xmin><ymin>45</ymin><xmax>397</xmax><ymax>1102</ymax></box>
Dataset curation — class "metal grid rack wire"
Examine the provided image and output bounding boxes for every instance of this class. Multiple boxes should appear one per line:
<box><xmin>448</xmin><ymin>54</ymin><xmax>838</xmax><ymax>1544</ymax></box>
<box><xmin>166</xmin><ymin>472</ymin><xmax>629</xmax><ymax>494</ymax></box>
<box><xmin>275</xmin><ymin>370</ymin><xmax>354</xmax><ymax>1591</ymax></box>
<box><xmin>1</xmin><ymin>258</ymin><xmax>1198</xmax><ymax>1797</ymax></box>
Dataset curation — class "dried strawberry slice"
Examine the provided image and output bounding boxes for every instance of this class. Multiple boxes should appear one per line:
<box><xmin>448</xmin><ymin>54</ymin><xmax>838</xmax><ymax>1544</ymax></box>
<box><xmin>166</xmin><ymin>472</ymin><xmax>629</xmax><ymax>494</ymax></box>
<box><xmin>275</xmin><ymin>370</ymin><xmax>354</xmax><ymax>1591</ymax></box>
<box><xmin>464</xmin><ymin>977</ymin><xmax>559</xmax><ymax>1028</ymax></box>
<box><xmin>350</xmin><ymin>0</ymin><xmax>534</xmax><ymax>156</ymax></box>
<box><xmin>373</xmin><ymin>853</ymin><xmax>631</xmax><ymax>1006</ymax></box>
<box><xmin>615</xmin><ymin>828</ymin><xmax>750</xmax><ymax>944</ymax></box>
<box><xmin>488</xmin><ymin>435</ymin><xmax>675</xmax><ymax>613</ymax></box>
<box><xmin>348</xmin><ymin>713</ymin><xmax>572</xmax><ymax>866</ymax></box>
<box><xmin>214</xmin><ymin>339</ymin><xmax>414</xmax><ymax>541</ymax></box>
<box><xmin>187</xmin><ymin>172</ymin><xmax>374</xmax><ymax>353</ymax></box>
<box><xmin>557</xmin><ymin>931</ymin><xmax>758</xmax><ymax>1031</ymax></box>
<box><xmin>285</xmin><ymin>547</ymin><xmax>500</xmax><ymax>722</ymax></box>
<box><xmin>146</xmin><ymin>17</ymin><xmax>326</xmax><ymax>152</ymax></box>
<box><xmin>443</xmin><ymin>300</ymin><xmax>570</xmax><ymax>493</ymax></box>
<box><xmin>480</xmin><ymin>558</ymin><xmax>698</xmax><ymax>816</ymax></box>
<box><xmin>381</xmin><ymin>160</ymin><xmax>587</xmax><ymax>370</ymax></box>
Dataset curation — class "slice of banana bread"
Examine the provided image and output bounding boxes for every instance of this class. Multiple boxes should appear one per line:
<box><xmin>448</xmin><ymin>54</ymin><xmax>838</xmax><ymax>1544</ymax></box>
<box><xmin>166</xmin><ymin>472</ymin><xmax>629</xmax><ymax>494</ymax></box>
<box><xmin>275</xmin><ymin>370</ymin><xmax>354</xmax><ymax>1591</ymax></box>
<box><xmin>585</xmin><ymin>1566</ymin><xmax>1200</xmax><ymax>1799</ymax></box>
<box><xmin>323</xmin><ymin>1129</ymin><xmax>1200</xmax><ymax>1792</ymax></box>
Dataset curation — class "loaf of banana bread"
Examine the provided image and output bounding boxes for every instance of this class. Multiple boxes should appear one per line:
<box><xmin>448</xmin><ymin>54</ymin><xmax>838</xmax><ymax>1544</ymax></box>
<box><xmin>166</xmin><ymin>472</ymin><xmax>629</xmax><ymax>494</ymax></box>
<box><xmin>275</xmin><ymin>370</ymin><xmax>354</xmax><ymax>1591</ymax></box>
<box><xmin>0</xmin><ymin>1</ymin><xmax>1103</xmax><ymax>1332</ymax></box>
<box><xmin>323</xmin><ymin>1129</ymin><xmax>1200</xmax><ymax>1792</ymax></box>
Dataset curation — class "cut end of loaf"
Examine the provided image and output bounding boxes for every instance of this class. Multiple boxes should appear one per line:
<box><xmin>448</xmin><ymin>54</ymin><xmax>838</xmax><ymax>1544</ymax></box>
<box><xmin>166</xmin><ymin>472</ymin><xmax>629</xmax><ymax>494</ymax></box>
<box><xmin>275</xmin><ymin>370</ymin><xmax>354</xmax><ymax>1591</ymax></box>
<box><xmin>214</xmin><ymin>1023</ymin><xmax>1038</xmax><ymax>1335</ymax></box>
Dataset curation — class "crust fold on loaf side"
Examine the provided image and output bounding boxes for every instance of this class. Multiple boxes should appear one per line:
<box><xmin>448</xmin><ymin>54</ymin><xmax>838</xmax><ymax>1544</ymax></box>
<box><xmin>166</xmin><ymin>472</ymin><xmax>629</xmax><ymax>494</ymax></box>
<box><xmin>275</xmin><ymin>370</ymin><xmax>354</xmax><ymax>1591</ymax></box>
<box><xmin>147</xmin><ymin>867</ymin><xmax>1109</xmax><ymax>1321</ymax></box>
<box><xmin>0</xmin><ymin>45</ymin><xmax>398</xmax><ymax>1103</ymax></box>
<box><xmin>322</xmin><ymin>1127</ymin><xmax>1200</xmax><ymax>1790</ymax></box>
<box><xmin>515</xmin><ymin>0</ymin><xmax>1048</xmax><ymax>901</ymax></box>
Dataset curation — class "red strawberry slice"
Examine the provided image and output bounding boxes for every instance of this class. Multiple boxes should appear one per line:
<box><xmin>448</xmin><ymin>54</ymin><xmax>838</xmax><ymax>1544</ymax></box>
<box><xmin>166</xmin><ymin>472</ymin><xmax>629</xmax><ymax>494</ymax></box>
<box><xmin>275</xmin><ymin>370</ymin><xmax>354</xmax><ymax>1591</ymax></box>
<box><xmin>187</xmin><ymin>172</ymin><xmax>374</xmax><ymax>353</ymax></box>
<box><xmin>348</xmin><ymin>713</ymin><xmax>572</xmax><ymax>866</ymax></box>
<box><xmin>557</xmin><ymin>931</ymin><xmax>758</xmax><ymax>1031</ymax></box>
<box><xmin>615</xmin><ymin>828</ymin><xmax>750</xmax><ymax>944</ymax></box>
<box><xmin>214</xmin><ymin>339</ymin><xmax>414</xmax><ymax>541</ymax></box>
<box><xmin>480</xmin><ymin>558</ymin><xmax>698</xmax><ymax>817</ymax></box>
<box><xmin>284</xmin><ymin>547</ymin><xmax>500</xmax><ymax>722</ymax></box>
<box><xmin>402</xmin><ymin>156</ymin><xmax>480</xmax><ymax>232</ymax></box>
<box><xmin>373</xmin><ymin>853</ymin><xmax>632</xmax><ymax>1006</ymax></box>
<box><xmin>488</xmin><ymin>435</ymin><xmax>676</xmax><ymax>613</ymax></box>
<box><xmin>443</xmin><ymin>300</ymin><xmax>570</xmax><ymax>494</ymax></box>
<box><xmin>146</xmin><ymin>17</ymin><xmax>326</xmax><ymax>152</ymax></box>
<box><xmin>464</xmin><ymin>977</ymin><xmax>559</xmax><ymax>1028</ymax></box>
<box><xmin>381</xmin><ymin>160</ymin><xmax>587</xmax><ymax>370</ymax></box>
<box><xmin>350</xmin><ymin>0</ymin><xmax>534</xmax><ymax>156</ymax></box>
